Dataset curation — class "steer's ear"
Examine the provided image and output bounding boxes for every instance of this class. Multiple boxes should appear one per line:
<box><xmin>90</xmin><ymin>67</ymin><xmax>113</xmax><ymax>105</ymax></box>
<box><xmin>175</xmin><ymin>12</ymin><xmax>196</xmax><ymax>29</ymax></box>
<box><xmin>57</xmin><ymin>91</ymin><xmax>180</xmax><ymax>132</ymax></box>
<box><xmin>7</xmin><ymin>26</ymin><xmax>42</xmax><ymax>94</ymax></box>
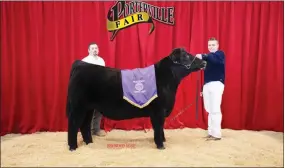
<box><xmin>170</xmin><ymin>48</ymin><xmax>183</xmax><ymax>61</ymax></box>
<box><xmin>171</xmin><ymin>48</ymin><xmax>183</xmax><ymax>56</ymax></box>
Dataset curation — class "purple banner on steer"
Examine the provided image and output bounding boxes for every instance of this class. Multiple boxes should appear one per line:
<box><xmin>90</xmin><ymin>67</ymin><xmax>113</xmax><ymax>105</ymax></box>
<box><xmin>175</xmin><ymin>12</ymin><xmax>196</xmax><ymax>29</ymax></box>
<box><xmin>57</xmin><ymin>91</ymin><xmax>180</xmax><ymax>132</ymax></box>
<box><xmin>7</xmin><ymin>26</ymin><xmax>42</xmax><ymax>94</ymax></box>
<box><xmin>121</xmin><ymin>65</ymin><xmax>158</xmax><ymax>108</ymax></box>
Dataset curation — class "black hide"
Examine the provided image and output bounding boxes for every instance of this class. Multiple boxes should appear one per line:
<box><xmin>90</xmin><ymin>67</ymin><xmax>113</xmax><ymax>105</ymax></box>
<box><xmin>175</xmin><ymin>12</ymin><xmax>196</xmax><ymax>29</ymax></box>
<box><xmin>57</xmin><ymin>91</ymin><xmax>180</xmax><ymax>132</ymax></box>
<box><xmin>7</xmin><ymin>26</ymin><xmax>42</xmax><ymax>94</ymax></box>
<box><xmin>66</xmin><ymin>48</ymin><xmax>206</xmax><ymax>151</ymax></box>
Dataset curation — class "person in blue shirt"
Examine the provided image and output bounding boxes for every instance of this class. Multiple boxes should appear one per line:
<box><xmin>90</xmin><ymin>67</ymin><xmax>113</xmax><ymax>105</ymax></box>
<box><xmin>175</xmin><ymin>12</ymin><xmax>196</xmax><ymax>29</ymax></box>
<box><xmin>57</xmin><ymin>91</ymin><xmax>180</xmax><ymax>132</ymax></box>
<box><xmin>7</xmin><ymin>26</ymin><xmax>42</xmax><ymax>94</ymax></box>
<box><xmin>196</xmin><ymin>37</ymin><xmax>225</xmax><ymax>140</ymax></box>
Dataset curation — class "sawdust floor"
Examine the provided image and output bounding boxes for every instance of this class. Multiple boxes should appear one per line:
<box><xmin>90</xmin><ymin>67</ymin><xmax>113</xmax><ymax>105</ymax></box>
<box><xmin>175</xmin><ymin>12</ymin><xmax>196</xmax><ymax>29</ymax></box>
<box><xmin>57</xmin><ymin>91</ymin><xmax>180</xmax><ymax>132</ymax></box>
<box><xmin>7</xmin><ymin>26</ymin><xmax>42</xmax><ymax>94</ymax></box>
<box><xmin>1</xmin><ymin>128</ymin><xmax>283</xmax><ymax>167</ymax></box>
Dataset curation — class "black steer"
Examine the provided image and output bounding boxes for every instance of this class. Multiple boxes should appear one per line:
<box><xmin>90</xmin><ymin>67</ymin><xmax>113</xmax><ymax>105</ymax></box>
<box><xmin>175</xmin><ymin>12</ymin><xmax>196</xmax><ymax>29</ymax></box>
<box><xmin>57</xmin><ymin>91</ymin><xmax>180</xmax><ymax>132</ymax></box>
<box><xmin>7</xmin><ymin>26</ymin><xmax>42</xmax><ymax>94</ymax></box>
<box><xmin>66</xmin><ymin>48</ymin><xmax>206</xmax><ymax>151</ymax></box>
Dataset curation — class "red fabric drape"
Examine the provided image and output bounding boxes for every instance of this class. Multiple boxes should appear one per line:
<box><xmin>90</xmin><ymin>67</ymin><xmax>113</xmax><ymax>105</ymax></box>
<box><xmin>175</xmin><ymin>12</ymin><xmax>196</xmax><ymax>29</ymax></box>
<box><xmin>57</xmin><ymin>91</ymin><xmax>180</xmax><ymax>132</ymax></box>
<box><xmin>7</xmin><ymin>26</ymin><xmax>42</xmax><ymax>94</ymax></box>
<box><xmin>1</xmin><ymin>1</ymin><xmax>283</xmax><ymax>136</ymax></box>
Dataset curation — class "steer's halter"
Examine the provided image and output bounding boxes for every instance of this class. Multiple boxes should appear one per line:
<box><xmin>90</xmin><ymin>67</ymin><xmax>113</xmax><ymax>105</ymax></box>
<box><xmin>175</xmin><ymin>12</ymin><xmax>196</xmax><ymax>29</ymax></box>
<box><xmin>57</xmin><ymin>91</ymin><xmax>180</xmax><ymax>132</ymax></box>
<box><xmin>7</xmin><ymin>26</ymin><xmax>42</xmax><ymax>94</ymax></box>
<box><xmin>170</xmin><ymin>56</ymin><xmax>197</xmax><ymax>69</ymax></box>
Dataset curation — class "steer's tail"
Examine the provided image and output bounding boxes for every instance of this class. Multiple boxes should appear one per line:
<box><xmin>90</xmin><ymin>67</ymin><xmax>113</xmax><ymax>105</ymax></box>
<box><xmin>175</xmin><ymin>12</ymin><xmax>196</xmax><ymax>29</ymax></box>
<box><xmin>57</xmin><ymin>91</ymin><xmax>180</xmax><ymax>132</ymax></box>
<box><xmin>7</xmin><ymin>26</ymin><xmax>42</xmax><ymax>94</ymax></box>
<box><xmin>66</xmin><ymin>60</ymin><xmax>81</xmax><ymax>118</ymax></box>
<box><xmin>66</xmin><ymin>98</ymin><xmax>71</xmax><ymax>118</ymax></box>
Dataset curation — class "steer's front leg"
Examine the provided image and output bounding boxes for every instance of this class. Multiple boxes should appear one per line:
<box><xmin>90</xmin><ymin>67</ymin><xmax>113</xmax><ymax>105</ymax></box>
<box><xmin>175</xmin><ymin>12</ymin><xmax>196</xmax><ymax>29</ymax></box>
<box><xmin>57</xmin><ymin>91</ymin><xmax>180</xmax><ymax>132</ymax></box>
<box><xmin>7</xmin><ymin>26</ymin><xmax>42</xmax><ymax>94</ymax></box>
<box><xmin>150</xmin><ymin>113</ymin><xmax>165</xmax><ymax>150</ymax></box>
<box><xmin>162</xmin><ymin>122</ymin><xmax>166</xmax><ymax>142</ymax></box>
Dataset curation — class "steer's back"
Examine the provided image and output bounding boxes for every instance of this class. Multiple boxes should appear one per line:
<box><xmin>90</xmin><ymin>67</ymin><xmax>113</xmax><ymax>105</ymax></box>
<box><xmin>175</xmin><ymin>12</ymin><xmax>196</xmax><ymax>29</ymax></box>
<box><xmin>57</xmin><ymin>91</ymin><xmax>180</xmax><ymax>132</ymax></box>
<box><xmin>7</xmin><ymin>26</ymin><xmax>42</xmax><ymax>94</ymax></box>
<box><xmin>74</xmin><ymin>61</ymin><xmax>123</xmax><ymax>101</ymax></box>
<box><xmin>67</xmin><ymin>60</ymin><xmax>175</xmax><ymax>120</ymax></box>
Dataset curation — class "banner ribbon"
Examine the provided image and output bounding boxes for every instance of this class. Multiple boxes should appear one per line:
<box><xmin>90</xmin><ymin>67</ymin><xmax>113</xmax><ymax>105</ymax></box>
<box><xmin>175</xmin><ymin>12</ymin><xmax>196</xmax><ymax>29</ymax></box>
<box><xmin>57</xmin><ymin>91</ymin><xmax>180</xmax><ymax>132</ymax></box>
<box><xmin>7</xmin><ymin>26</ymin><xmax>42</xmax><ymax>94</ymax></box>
<box><xmin>107</xmin><ymin>12</ymin><xmax>155</xmax><ymax>41</ymax></box>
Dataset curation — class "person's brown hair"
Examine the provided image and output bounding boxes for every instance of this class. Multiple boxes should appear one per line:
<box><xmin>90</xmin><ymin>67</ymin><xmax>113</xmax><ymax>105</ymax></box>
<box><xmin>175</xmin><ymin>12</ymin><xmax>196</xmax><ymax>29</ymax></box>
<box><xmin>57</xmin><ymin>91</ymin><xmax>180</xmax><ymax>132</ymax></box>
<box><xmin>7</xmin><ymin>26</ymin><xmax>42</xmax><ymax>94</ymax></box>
<box><xmin>208</xmin><ymin>37</ymin><xmax>219</xmax><ymax>44</ymax></box>
<box><xmin>88</xmin><ymin>42</ymin><xmax>97</xmax><ymax>49</ymax></box>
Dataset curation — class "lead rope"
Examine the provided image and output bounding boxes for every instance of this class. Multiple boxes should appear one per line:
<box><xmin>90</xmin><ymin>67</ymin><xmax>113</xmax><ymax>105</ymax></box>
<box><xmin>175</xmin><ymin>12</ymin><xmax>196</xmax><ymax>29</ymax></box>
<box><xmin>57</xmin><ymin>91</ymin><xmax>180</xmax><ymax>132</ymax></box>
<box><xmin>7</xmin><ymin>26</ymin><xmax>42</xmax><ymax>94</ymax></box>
<box><xmin>143</xmin><ymin>103</ymin><xmax>194</xmax><ymax>133</ymax></box>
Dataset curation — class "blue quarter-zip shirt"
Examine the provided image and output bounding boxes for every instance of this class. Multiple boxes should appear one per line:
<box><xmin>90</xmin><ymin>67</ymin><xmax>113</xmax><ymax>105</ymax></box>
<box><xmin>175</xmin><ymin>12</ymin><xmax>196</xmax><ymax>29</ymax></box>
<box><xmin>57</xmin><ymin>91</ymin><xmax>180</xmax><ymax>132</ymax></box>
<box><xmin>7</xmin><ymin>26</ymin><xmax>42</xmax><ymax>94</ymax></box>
<box><xmin>202</xmin><ymin>50</ymin><xmax>225</xmax><ymax>85</ymax></box>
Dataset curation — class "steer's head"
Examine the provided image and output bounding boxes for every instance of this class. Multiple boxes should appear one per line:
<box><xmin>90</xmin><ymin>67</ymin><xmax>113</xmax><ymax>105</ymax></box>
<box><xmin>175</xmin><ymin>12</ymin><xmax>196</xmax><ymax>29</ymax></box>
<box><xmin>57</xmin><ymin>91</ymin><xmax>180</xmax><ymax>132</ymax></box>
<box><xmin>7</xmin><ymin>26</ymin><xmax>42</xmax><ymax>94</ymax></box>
<box><xmin>169</xmin><ymin>48</ymin><xmax>206</xmax><ymax>81</ymax></box>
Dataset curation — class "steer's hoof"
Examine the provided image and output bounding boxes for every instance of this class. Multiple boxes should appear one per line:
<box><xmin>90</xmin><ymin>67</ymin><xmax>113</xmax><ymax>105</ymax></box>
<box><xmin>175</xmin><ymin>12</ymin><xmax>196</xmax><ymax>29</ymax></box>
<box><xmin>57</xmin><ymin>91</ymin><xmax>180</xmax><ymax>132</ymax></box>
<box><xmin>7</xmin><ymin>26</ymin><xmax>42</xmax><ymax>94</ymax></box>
<box><xmin>69</xmin><ymin>146</ymin><xmax>77</xmax><ymax>151</ymax></box>
<box><xmin>69</xmin><ymin>148</ymin><xmax>76</xmax><ymax>151</ymax></box>
<box><xmin>157</xmin><ymin>145</ymin><xmax>165</xmax><ymax>150</ymax></box>
<box><xmin>84</xmin><ymin>140</ymin><xmax>93</xmax><ymax>145</ymax></box>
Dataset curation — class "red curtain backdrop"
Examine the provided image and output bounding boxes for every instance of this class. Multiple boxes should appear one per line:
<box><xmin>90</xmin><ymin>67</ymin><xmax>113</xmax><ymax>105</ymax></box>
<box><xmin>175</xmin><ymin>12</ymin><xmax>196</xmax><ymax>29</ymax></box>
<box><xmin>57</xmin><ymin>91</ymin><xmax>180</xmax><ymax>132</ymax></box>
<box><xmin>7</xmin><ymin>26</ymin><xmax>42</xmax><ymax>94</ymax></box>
<box><xmin>1</xmin><ymin>1</ymin><xmax>283</xmax><ymax>136</ymax></box>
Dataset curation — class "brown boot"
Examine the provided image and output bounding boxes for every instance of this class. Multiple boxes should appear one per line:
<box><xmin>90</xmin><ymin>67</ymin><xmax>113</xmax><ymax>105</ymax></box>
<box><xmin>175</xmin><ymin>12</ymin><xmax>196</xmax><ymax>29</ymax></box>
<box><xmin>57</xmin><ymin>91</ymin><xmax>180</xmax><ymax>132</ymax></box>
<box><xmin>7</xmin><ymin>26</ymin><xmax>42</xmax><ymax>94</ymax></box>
<box><xmin>205</xmin><ymin>135</ymin><xmax>212</xmax><ymax>138</ymax></box>
<box><xmin>206</xmin><ymin>136</ymin><xmax>221</xmax><ymax>141</ymax></box>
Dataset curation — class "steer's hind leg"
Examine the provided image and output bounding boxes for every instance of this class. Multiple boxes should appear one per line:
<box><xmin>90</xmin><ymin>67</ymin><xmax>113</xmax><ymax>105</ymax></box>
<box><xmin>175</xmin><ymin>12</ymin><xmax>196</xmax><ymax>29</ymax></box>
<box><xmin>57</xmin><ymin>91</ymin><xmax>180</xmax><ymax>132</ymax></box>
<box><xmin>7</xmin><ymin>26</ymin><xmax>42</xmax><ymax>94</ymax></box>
<box><xmin>68</xmin><ymin>116</ymin><xmax>79</xmax><ymax>151</ymax></box>
<box><xmin>80</xmin><ymin>110</ymin><xmax>94</xmax><ymax>145</ymax></box>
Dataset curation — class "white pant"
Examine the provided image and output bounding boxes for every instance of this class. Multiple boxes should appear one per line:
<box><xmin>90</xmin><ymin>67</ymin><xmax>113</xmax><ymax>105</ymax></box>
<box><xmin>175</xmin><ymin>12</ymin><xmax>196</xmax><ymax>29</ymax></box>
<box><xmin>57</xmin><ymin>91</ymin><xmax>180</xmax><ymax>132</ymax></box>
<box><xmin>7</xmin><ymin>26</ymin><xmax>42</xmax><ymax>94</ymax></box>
<box><xmin>202</xmin><ymin>81</ymin><xmax>224</xmax><ymax>138</ymax></box>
